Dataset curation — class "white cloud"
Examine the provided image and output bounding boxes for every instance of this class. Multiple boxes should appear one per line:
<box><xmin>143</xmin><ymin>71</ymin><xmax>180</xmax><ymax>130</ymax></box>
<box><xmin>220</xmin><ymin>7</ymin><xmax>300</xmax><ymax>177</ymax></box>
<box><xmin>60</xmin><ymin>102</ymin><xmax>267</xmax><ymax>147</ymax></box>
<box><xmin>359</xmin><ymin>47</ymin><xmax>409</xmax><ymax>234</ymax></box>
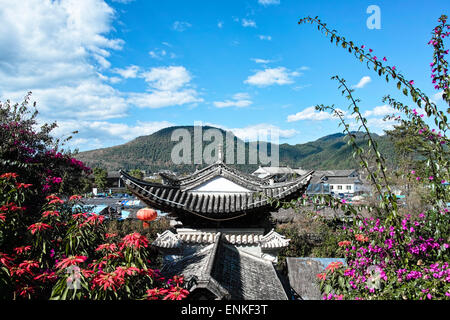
<box><xmin>112</xmin><ymin>65</ymin><xmax>140</xmax><ymax>79</ymax></box>
<box><xmin>217</xmin><ymin>21</ymin><xmax>224</xmax><ymax>28</ymax></box>
<box><xmin>52</xmin><ymin>120</ymin><xmax>174</xmax><ymax>151</ymax></box>
<box><xmin>172</xmin><ymin>21</ymin><xmax>192</xmax><ymax>32</ymax></box>
<box><xmin>363</xmin><ymin>105</ymin><xmax>396</xmax><ymax>117</ymax></box>
<box><xmin>352</xmin><ymin>76</ymin><xmax>372</xmax><ymax>89</ymax></box>
<box><xmin>242</xmin><ymin>19</ymin><xmax>257</xmax><ymax>28</ymax></box>
<box><xmin>128</xmin><ymin>89</ymin><xmax>203</xmax><ymax>109</ymax></box>
<box><xmin>245</xmin><ymin>67</ymin><xmax>300</xmax><ymax>86</ymax></box>
<box><xmin>432</xmin><ymin>90</ymin><xmax>443</xmax><ymax>103</ymax></box>
<box><xmin>0</xmin><ymin>0</ymin><xmax>127</xmax><ymax>120</ymax></box>
<box><xmin>149</xmin><ymin>49</ymin><xmax>167</xmax><ymax>59</ymax></box>
<box><xmin>287</xmin><ymin>106</ymin><xmax>344</xmax><ymax>122</ymax></box>
<box><xmin>251</xmin><ymin>58</ymin><xmax>273</xmax><ymax>64</ymax></box>
<box><xmin>141</xmin><ymin>66</ymin><xmax>192</xmax><ymax>91</ymax></box>
<box><xmin>258</xmin><ymin>0</ymin><xmax>280</xmax><ymax>6</ymax></box>
<box><xmin>288</xmin><ymin>106</ymin><xmax>348</xmax><ymax>122</ymax></box>
<box><xmin>258</xmin><ymin>35</ymin><xmax>272</xmax><ymax>40</ymax></box>
<box><xmin>213</xmin><ymin>92</ymin><xmax>252</xmax><ymax>108</ymax></box>
<box><xmin>205</xmin><ymin>123</ymin><xmax>298</xmax><ymax>141</ymax></box>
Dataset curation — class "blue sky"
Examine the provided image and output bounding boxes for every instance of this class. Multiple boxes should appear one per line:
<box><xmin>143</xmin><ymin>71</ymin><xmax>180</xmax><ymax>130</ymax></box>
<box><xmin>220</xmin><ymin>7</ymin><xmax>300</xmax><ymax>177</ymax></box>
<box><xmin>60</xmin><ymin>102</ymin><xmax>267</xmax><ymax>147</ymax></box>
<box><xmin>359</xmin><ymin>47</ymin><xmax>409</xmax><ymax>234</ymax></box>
<box><xmin>0</xmin><ymin>0</ymin><xmax>448</xmax><ymax>151</ymax></box>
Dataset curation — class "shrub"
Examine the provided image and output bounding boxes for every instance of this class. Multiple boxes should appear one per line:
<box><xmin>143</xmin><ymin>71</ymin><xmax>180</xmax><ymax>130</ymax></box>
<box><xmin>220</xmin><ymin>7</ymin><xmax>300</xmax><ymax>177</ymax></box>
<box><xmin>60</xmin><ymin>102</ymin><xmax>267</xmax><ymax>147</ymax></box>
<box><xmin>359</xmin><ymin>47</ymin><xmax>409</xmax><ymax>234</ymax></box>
<box><xmin>292</xmin><ymin>15</ymin><xmax>450</xmax><ymax>300</ymax></box>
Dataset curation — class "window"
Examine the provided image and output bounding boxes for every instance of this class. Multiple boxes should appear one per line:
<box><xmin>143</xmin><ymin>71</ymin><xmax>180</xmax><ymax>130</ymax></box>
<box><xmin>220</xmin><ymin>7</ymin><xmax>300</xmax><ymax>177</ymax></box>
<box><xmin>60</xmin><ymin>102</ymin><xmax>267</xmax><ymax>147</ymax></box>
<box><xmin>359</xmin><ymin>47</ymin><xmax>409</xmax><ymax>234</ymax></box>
<box><xmin>346</xmin><ymin>185</ymin><xmax>352</xmax><ymax>190</ymax></box>
<box><xmin>330</xmin><ymin>185</ymin><xmax>334</xmax><ymax>190</ymax></box>
<box><xmin>337</xmin><ymin>185</ymin><xmax>342</xmax><ymax>190</ymax></box>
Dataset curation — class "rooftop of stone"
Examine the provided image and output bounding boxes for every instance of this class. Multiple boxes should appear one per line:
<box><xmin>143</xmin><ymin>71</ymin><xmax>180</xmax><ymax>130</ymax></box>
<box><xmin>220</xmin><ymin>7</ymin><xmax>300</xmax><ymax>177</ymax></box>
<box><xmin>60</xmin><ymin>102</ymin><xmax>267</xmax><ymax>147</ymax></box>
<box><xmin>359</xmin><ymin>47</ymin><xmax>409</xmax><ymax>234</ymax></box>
<box><xmin>160</xmin><ymin>232</ymin><xmax>289</xmax><ymax>300</ymax></box>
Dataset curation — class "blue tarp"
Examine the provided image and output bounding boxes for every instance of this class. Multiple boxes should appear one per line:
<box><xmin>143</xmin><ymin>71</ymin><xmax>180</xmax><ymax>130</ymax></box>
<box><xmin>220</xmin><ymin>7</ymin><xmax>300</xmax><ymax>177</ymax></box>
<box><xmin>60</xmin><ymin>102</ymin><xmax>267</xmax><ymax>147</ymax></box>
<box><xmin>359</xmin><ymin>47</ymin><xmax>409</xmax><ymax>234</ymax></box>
<box><xmin>120</xmin><ymin>210</ymin><xmax>130</xmax><ymax>220</ymax></box>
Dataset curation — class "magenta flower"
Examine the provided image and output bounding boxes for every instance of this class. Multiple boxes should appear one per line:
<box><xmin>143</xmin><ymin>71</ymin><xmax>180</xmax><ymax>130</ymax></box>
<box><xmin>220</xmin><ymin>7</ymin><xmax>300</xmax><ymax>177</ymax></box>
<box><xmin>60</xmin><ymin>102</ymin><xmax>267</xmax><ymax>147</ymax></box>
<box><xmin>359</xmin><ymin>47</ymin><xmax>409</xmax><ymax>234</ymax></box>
<box><xmin>392</xmin><ymin>66</ymin><xmax>396</xmax><ymax>71</ymax></box>
<box><xmin>409</xmin><ymin>80</ymin><xmax>414</xmax><ymax>85</ymax></box>
<box><xmin>416</xmin><ymin>177</ymin><xmax>421</xmax><ymax>181</ymax></box>
<box><xmin>373</xmin><ymin>56</ymin><xmax>377</xmax><ymax>60</ymax></box>
<box><xmin>411</xmin><ymin>170</ymin><xmax>416</xmax><ymax>174</ymax></box>
<box><xmin>369</xmin><ymin>48</ymin><xmax>373</xmax><ymax>52</ymax></box>
<box><xmin>383</xmin><ymin>57</ymin><xmax>387</xmax><ymax>61</ymax></box>
<box><xmin>429</xmin><ymin>176</ymin><xmax>434</xmax><ymax>180</ymax></box>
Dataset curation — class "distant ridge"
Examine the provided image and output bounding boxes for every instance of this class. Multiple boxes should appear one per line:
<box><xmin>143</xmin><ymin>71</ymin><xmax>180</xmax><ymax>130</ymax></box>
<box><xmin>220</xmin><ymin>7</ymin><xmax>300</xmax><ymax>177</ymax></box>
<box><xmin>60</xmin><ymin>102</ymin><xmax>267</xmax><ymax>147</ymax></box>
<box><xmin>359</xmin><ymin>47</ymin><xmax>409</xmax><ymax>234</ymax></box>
<box><xmin>76</xmin><ymin>126</ymin><xmax>395</xmax><ymax>174</ymax></box>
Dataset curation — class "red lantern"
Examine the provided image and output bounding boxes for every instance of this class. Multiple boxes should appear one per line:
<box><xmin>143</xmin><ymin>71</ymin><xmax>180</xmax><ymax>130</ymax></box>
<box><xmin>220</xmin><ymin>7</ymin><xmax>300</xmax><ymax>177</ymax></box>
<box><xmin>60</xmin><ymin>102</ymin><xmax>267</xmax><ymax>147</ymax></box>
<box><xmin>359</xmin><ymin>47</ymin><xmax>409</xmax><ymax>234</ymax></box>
<box><xmin>136</xmin><ymin>207</ymin><xmax>157</xmax><ymax>228</ymax></box>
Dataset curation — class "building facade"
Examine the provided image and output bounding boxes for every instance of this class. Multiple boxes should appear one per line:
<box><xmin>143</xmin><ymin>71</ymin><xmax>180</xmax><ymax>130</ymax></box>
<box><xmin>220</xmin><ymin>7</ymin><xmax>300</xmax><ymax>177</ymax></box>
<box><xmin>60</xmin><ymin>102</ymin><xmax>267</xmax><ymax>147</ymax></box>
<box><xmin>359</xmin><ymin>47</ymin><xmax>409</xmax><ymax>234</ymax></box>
<box><xmin>120</xmin><ymin>159</ymin><xmax>313</xmax><ymax>300</ymax></box>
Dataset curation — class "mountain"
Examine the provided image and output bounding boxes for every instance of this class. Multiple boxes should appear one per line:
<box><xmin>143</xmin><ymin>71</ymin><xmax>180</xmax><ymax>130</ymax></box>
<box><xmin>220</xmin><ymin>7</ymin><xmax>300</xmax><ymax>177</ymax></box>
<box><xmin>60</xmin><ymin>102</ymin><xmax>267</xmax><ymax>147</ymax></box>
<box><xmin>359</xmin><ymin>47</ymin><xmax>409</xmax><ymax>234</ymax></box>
<box><xmin>75</xmin><ymin>126</ymin><xmax>396</xmax><ymax>174</ymax></box>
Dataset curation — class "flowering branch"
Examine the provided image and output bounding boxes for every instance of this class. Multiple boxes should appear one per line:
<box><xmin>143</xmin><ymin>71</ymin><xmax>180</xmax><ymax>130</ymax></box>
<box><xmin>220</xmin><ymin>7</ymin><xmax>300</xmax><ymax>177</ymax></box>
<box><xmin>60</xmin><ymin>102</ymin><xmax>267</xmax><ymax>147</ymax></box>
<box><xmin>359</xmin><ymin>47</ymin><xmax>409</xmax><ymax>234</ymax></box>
<box><xmin>298</xmin><ymin>16</ymin><xmax>450</xmax><ymax>132</ymax></box>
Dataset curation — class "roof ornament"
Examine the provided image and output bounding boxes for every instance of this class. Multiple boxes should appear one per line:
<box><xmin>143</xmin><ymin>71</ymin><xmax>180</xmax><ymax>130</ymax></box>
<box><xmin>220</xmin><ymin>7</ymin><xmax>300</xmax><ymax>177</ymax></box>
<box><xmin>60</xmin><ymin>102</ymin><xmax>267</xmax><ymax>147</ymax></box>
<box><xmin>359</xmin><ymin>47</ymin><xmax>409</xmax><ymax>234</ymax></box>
<box><xmin>217</xmin><ymin>143</ymin><xmax>223</xmax><ymax>163</ymax></box>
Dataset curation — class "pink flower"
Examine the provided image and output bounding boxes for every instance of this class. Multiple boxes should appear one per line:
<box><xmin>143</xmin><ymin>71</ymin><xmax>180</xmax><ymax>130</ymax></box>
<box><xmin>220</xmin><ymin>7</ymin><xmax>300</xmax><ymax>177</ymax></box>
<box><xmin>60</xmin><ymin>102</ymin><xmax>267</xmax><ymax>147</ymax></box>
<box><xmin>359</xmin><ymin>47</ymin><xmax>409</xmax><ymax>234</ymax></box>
<box><xmin>410</xmin><ymin>170</ymin><xmax>415</xmax><ymax>174</ymax></box>
<box><xmin>383</xmin><ymin>57</ymin><xmax>387</xmax><ymax>61</ymax></box>
<box><xmin>392</xmin><ymin>66</ymin><xmax>396</xmax><ymax>71</ymax></box>
<box><xmin>369</xmin><ymin>48</ymin><xmax>373</xmax><ymax>52</ymax></box>
<box><xmin>409</xmin><ymin>80</ymin><xmax>414</xmax><ymax>85</ymax></box>
<box><xmin>416</xmin><ymin>177</ymin><xmax>421</xmax><ymax>181</ymax></box>
<box><xmin>429</xmin><ymin>176</ymin><xmax>434</xmax><ymax>180</ymax></box>
<box><xmin>373</xmin><ymin>56</ymin><xmax>377</xmax><ymax>60</ymax></box>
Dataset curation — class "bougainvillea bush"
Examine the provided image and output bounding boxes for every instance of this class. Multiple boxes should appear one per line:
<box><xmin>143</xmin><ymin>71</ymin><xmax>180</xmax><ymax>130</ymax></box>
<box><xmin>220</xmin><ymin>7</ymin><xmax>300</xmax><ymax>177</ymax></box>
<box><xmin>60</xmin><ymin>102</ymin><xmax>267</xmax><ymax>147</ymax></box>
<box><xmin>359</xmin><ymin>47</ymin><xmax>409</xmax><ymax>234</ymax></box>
<box><xmin>295</xmin><ymin>15</ymin><xmax>450</xmax><ymax>299</ymax></box>
<box><xmin>0</xmin><ymin>96</ymin><xmax>188</xmax><ymax>300</ymax></box>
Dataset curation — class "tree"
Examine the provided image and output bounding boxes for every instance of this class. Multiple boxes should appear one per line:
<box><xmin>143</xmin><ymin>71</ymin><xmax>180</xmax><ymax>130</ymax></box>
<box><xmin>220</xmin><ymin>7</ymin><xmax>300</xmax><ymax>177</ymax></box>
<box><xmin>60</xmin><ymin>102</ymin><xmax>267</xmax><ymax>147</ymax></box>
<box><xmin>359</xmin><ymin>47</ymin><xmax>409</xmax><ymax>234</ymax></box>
<box><xmin>93</xmin><ymin>168</ymin><xmax>108</xmax><ymax>191</ymax></box>
<box><xmin>129</xmin><ymin>169</ymin><xmax>144</xmax><ymax>180</ymax></box>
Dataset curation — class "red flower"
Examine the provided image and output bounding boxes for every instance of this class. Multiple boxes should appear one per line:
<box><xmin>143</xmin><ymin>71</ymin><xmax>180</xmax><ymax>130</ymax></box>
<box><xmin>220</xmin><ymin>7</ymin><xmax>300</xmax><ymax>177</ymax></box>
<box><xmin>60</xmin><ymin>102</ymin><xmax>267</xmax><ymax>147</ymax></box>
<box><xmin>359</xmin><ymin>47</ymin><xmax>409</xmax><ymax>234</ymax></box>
<box><xmin>48</xmin><ymin>198</ymin><xmax>64</xmax><ymax>205</ymax></box>
<box><xmin>338</xmin><ymin>240</ymin><xmax>352</xmax><ymax>247</ymax></box>
<box><xmin>92</xmin><ymin>271</ymin><xmax>124</xmax><ymax>291</ymax></box>
<box><xmin>55</xmin><ymin>255</ymin><xmax>87</xmax><ymax>269</ymax></box>
<box><xmin>34</xmin><ymin>271</ymin><xmax>57</xmax><ymax>282</ymax></box>
<box><xmin>69</xmin><ymin>195</ymin><xmax>82</xmax><ymax>201</ymax></box>
<box><xmin>147</xmin><ymin>287</ymin><xmax>169</xmax><ymax>300</ymax></box>
<box><xmin>0</xmin><ymin>213</ymin><xmax>5</xmax><ymax>222</ymax></box>
<box><xmin>119</xmin><ymin>232</ymin><xmax>149</xmax><ymax>250</ymax></box>
<box><xmin>42</xmin><ymin>210</ymin><xmax>60</xmax><ymax>218</ymax></box>
<box><xmin>27</xmin><ymin>222</ymin><xmax>52</xmax><ymax>235</ymax></box>
<box><xmin>17</xmin><ymin>285</ymin><xmax>35</xmax><ymax>297</ymax></box>
<box><xmin>355</xmin><ymin>234</ymin><xmax>369</xmax><ymax>242</ymax></box>
<box><xmin>0</xmin><ymin>252</ymin><xmax>14</xmax><ymax>267</ymax></box>
<box><xmin>163</xmin><ymin>286</ymin><xmax>190</xmax><ymax>300</ymax></box>
<box><xmin>326</xmin><ymin>261</ymin><xmax>343</xmax><ymax>272</ymax></box>
<box><xmin>115</xmin><ymin>266</ymin><xmax>140</xmax><ymax>277</ymax></box>
<box><xmin>105</xmin><ymin>233</ymin><xmax>118</xmax><ymax>239</ymax></box>
<box><xmin>80</xmin><ymin>214</ymin><xmax>105</xmax><ymax>227</ymax></box>
<box><xmin>0</xmin><ymin>172</ymin><xmax>19</xmax><ymax>179</ymax></box>
<box><xmin>316</xmin><ymin>272</ymin><xmax>327</xmax><ymax>280</ymax></box>
<box><xmin>16</xmin><ymin>183</ymin><xmax>33</xmax><ymax>189</ymax></box>
<box><xmin>72</xmin><ymin>212</ymin><xmax>89</xmax><ymax>220</ymax></box>
<box><xmin>14</xmin><ymin>246</ymin><xmax>31</xmax><ymax>255</ymax></box>
<box><xmin>18</xmin><ymin>260</ymin><xmax>39</xmax><ymax>274</ymax></box>
<box><xmin>81</xmin><ymin>269</ymin><xmax>95</xmax><ymax>279</ymax></box>
<box><xmin>45</xmin><ymin>194</ymin><xmax>60</xmax><ymax>201</ymax></box>
<box><xmin>168</xmin><ymin>275</ymin><xmax>185</xmax><ymax>286</ymax></box>
<box><xmin>95</xmin><ymin>243</ymin><xmax>118</xmax><ymax>252</ymax></box>
<box><xmin>1</xmin><ymin>202</ymin><xmax>24</xmax><ymax>212</ymax></box>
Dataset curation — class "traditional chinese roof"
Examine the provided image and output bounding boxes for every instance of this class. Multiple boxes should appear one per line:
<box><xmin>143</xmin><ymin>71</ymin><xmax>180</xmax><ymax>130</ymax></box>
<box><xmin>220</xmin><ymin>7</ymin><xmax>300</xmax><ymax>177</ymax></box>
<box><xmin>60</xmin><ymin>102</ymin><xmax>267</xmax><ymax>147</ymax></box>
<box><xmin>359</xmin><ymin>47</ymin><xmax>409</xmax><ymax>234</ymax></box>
<box><xmin>160</xmin><ymin>232</ymin><xmax>289</xmax><ymax>300</ymax></box>
<box><xmin>152</xmin><ymin>228</ymin><xmax>290</xmax><ymax>249</ymax></box>
<box><xmin>119</xmin><ymin>162</ymin><xmax>313</xmax><ymax>223</ymax></box>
